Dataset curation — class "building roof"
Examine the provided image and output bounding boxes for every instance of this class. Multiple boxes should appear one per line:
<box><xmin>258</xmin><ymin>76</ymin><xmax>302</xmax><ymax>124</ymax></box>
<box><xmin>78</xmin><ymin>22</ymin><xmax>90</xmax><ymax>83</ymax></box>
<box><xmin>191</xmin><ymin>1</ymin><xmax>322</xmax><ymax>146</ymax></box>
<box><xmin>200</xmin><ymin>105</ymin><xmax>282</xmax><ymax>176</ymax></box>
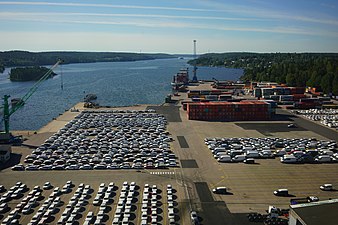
<box><xmin>0</xmin><ymin>150</ymin><xmax>9</xmax><ymax>155</ymax></box>
<box><xmin>291</xmin><ymin>199</ymin><xmax>338</xmax><ymax>225</ymax></box>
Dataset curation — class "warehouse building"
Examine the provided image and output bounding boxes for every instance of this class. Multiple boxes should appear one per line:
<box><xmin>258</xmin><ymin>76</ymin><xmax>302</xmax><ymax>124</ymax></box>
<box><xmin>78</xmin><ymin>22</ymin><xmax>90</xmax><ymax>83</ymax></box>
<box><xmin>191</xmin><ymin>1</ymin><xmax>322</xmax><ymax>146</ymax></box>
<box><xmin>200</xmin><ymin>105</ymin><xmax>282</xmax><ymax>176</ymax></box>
<box><xmin>289</xmin><ymin>199</ymin><xmax>338</xmax><ymax>225</ymax></box>
<box><xmin>187</xmin><ymin>101</ymin><xmax>271</xmax><ymax>121</ymax></box>
<box><xmin>0</xmin><ymin>145</ymin><xmax>11</xmax><ymax>163</ymax></box>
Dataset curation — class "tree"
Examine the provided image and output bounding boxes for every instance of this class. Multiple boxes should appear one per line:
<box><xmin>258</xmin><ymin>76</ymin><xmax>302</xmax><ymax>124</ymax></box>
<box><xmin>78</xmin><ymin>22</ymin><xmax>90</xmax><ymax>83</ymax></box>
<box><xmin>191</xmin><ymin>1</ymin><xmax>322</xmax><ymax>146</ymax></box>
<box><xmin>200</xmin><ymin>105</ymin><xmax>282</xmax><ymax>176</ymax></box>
<box><xmin>332</xmin><ymin>74</ymin><xmax>338</xmax><ymax>96</ymax></box>
<box><xmin>286</xmin><ymin>73</ymin><xmax>297</xmax><ymax>86</ymax></box>
<box><xmin>320</xmin><ymin>72</ymin><xmax>334</xmax><ymax>94</ymax></box>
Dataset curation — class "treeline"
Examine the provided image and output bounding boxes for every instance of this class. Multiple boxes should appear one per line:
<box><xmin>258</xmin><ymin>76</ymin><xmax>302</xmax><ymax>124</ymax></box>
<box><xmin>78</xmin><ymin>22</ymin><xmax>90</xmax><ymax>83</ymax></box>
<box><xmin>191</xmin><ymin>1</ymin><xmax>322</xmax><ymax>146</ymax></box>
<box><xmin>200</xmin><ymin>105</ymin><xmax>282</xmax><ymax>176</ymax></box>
<box><xmin>189</xmin><ymin>53</ymin><xmax>338</xmax><ymax>95</ymax></box>
<box><xmin>0</xmin><ymin>51</ymin><xmax>174</xmax><ymax>68</ymax></box>
<box><xmin>10</xmin><ymin>66</ymin><xmax>56</xmax><ymax>81</ymax></box>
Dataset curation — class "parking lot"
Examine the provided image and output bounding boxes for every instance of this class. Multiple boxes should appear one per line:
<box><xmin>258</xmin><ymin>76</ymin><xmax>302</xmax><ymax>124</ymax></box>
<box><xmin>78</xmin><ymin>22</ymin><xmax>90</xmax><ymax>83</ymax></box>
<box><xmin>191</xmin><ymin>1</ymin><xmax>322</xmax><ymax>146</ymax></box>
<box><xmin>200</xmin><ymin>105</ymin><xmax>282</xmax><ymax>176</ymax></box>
<box><xmin>1</xmin><ymin>103</ymin><xmax>338</xmax><ymax>225</ymax></box>
<box><xmin>205</xmin><ymin>137</ymin><xmax>337</xmax><ymax>164</ymax></box>
<box><xmin>0</xmin><ymin>178</ymin><xmax>186</xmax><ymax>225</ymax></box>
<box><xmin>16</xmin><ymin>110</ymin><xmax>178</xmax><ymax>171</ymax></box>
<box><xmin>292</xmin><ymin>108</ymin><xmax>338</xmax><ymax>129</ymax></box>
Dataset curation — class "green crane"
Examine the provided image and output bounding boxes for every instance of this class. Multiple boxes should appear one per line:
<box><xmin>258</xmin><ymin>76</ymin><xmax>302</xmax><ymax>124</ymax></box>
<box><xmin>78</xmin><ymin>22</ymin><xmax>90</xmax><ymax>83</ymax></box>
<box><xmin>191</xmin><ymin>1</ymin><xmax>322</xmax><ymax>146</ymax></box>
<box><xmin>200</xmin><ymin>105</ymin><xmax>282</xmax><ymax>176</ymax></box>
<box><xmin>1</xmin><ymin>59</ymin><xmax>62</xmax><ymax>135</ymax></box>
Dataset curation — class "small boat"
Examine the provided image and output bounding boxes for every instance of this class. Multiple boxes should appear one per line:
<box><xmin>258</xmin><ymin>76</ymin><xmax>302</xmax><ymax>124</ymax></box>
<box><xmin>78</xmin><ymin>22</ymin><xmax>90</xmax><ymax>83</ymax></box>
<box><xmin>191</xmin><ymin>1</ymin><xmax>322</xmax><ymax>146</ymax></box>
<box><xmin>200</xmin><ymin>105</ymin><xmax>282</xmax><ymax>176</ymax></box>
<box><xmin>84</xmin><ymin>94</ymin><xmax>97</xmax><ymax>102</ymax></box>
<box><xmin>11</xmin><ymin>98</ymin><xmax>24</xmax><ymax>107</ymax></box>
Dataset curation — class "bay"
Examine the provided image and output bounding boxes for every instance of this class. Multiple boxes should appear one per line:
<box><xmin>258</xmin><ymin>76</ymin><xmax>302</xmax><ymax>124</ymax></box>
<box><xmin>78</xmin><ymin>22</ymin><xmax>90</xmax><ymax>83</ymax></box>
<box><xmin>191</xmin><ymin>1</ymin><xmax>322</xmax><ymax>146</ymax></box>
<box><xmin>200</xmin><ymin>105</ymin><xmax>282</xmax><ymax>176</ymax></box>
<box><xmin>0</xmin><ymin>58</ymin><xmax>243</xmax><ymax>130</ymax></box>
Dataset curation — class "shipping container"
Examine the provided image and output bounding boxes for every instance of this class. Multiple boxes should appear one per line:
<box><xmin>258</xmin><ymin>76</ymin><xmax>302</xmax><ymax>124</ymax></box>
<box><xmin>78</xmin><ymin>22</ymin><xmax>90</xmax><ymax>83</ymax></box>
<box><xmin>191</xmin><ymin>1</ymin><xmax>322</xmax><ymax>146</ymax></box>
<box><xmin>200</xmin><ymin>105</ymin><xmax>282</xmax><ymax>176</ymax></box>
<box><xmin>289</xmin><ymin>87</ymin><xmax>306</xmax><ymax>95</ymax></box>
<box><xmin>292</xmin><ymin>94</ymin><xmax>307</xmax><ymax>101</ymax></box>
<box><xmin>261</xmin><ymin>88</ymin><xmax>274</xmax><ymax>96</ymax></box>
<box><xmin>280</xmin><ymin>95</ymin><xmax>294</xmax><ymax>101</ymax></box>
<box><xmin>187</xmin><ymin>101</ymin><xmax>271</xmax><ymax>121</ymax></box>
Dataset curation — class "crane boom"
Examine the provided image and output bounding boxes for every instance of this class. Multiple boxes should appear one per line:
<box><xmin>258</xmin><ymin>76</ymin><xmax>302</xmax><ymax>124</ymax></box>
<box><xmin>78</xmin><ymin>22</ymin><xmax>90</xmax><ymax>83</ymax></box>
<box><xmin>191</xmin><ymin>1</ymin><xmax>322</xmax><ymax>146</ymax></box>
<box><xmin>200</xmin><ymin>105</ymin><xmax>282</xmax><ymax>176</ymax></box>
<box><xmin>2</xmin><ymin>59</ymin><xmax>62</xmax><ymax>134</ymax></box>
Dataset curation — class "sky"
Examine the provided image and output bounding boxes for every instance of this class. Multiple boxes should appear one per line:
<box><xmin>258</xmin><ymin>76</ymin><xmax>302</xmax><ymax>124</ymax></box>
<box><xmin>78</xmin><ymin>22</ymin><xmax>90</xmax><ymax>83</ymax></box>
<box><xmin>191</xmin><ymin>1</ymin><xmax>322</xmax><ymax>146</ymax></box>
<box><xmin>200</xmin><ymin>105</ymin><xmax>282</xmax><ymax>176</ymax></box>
<box><xmin>0</xmin><ymin>0</ymin><xmax>337</xmax><ymax>53</ymax></box>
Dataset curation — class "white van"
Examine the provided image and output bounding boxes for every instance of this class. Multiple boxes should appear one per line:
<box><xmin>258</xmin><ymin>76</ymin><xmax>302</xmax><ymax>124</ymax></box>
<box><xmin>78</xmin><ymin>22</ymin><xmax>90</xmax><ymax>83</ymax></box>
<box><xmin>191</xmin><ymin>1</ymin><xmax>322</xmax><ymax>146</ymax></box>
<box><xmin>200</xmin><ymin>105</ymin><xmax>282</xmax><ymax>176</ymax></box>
<box><xmin>212</xmin><ymin>148</ymin><xmax>226</xmax><ymax>154</ymax></box>
<box><xmin>230</xmin><ymin>150</ymin><xmax>243</xmax><ymax>157</ymax></box>
<box><xmin>292</xmin><ymin>151</ymin><xmax>304</xmax><ymax>158</ymax></box>
<box><xmin>243</xmin><ymin>146</ymin><xmax>254</xmax><ymax>151</ymax></box>
<box><xmin>321</xmin><ymin>150</ymin><xmax>334</xmax><ymax>156</ymax></box>
<box><xmin>281</xmin><ymin>155</ymin><xmax>297</xmax><ymax>163</ymax></box>
<box><xmin>232</xmin><ymin>155</ymin><xmax>246</xmax><ymax>162</ymax></box>
<box><xmin>212</xmin><ymin>186</ymin><xmax>227</xmax><ymax>194</ymax></box>
<box><xmin>274</xmin><ymin>149</ymin><xmax>286</xmax><ymax>157</ymax></box>
<box><xmin>214</xmin><ymin>152</ymin><xmax>228</xmax><ymax>158</ymax></box>
<box><xmin>315</xmin><ymin>155</ymin><xmax>332</xmax><ymax>163</ymax></box>
<box><xmin>245</xmin><ymin>150</ymin><xmax>260</xmax><ymax>158</ymax></box>
<box><xmin>260</xmin><ymin>150</ymin><xmax>273</xmax><ymax>158</ymax></box>
<box><xmin>218</xmin><ymin>155</ymin><xmax>231</xmax><ymax>162</ymax></box>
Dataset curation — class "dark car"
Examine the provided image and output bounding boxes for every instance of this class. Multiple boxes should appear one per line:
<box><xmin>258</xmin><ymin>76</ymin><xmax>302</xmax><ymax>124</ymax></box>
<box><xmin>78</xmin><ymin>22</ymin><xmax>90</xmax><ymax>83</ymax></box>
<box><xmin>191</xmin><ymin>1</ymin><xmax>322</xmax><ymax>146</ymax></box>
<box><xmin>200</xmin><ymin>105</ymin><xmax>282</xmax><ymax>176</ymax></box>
<box><xmin>11</xmin><ymin>164</ymin><xmax>25</xmax><ymax>171</ymax></box>
<box><xmin>273</xmin><ymin>189</ymin><xmax>289</xmax><ymax>196</ymax></box>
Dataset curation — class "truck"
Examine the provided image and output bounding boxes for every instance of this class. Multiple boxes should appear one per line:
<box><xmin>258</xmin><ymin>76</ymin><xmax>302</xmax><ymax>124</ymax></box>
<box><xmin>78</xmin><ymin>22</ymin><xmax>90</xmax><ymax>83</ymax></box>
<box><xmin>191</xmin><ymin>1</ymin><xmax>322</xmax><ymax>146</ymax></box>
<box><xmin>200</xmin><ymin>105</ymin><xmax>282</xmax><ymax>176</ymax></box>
<box><xmin>290</xmin><ymin>196</ymin><xmax>319</xmax><ymax>205</ymax></box>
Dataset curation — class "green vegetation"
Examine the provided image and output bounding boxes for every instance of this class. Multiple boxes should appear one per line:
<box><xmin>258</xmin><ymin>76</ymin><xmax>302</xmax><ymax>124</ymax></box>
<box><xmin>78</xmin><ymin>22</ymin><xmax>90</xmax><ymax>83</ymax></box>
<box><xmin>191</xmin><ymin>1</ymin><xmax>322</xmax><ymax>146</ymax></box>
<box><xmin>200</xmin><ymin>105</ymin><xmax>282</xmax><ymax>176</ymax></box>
<box><xmin>190</xmin><ymin>53</ymin><xmax>338</xmax><ymax>95</ymax></box>
<box><xmin>0</xmin><ymin>51</ymin><xmax>174</xmax><ymax>68</ymax></box>
<box><xmin>9</xmin><ymin>66</ymin><xmax>56</xmax><ymax>81</ymax></box>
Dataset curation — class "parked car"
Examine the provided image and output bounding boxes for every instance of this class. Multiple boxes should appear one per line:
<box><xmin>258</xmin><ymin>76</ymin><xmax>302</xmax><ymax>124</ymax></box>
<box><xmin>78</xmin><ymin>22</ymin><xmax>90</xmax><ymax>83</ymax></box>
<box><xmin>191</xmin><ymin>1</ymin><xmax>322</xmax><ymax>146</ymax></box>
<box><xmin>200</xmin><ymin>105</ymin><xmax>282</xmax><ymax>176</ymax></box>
<box><xmin>43</xmin><ymin>182</ymin><xmax>52</xmax><ymax>190</ymax></box>
<box><xmin>190</xmin><ymin>211</ymin><xmax>199</xmax><ymax>225</ymax></box>
<box><xmin>281</xmin><ymin>155</ymin><xmax>298</xmax><ymax>163</ymax></box>
<box><xmin>232</xmin><ymin>155</ymin><xmax>246</xmax><ymax>162</ymax></box>
<box><xmin>274</xmin><ymin>149</ymin><xmax>287</xmax><ymax>157</ymax></box>
<box><xmin>315</xmin><ymin>155</ymin><xmax>332</xmax><ymax>163</ymax></box>
<box><xmin>244</xmin><ymin>158</ymin><xmax>255</xmax><ymax>164</ymax></box>
<box><xmin>217</xmin><ymin>155</ymin><xmax>231</xmax><ymax>162</ymax></box>
<box><xmin>11</xmin><ymin>164</ymin><xmax>25</xmax><ymax>171</ymax></box>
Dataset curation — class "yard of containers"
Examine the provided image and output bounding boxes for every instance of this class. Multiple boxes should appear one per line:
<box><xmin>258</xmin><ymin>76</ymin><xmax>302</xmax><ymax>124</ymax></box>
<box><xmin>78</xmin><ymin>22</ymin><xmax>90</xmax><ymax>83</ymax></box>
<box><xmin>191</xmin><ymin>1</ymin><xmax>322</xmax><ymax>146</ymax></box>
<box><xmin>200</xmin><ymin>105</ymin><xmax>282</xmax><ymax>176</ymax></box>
<box><xmin>14</xmin><ymin>110</ymin><xmax>178</xmax><ymax>171</ymax></box>
<box><xmin>0</xmin><ymin>181</ymin><xmax>179</xmax><ymax>225</ymax></box>
<box><xmin>205</xmin><ymin>137</ymin><xmax>337</xmax><ymax>164</ymax></box>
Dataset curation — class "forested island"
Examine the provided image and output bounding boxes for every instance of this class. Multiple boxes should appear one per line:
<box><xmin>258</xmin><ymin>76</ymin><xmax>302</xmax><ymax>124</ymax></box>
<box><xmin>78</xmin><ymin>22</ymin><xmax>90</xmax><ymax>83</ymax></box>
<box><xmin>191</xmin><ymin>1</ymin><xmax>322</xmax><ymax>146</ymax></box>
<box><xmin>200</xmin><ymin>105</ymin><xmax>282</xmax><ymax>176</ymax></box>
<box><xmin>9</xmin><ymin>66</ymin><xmax>56</xmax><ymax>81</ymax></box>
<box><xmin>0</xmin><ymin>51</ymin><xmax>174</xmax><ymax>69</ymax></box>
<box><xmin>189</xmin><ymin>53</ymin><xmax>338</xmax><ymax>95</ymax></box>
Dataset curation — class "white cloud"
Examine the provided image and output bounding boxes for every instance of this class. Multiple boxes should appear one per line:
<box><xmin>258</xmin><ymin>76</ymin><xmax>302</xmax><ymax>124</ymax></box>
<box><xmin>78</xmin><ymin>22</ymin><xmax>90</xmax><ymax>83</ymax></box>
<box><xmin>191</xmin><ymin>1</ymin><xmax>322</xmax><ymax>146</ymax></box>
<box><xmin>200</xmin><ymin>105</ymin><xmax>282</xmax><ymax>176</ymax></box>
<box><xmin>1</xmin><ymin>1</ymin><xmax>337</xmax><ymax>26</ymax></box>
<box><xmin>0</xmin><ymin>12</ymin><xmax>261</xmax><ymax>22</ymax></box>
<box><xmin>195</xmin><ymin>0</ymin><xmax>338</xmax><ymax>26</ymax></box>
<box><xmin>1</xmin><ymin>12</ymin><xmax>337</xmax><ymax>37</ymax></box>
<box><xmin>0</xmin><ymin>1</ymin><xmax>223</xmax><ymax>12</ymax></box>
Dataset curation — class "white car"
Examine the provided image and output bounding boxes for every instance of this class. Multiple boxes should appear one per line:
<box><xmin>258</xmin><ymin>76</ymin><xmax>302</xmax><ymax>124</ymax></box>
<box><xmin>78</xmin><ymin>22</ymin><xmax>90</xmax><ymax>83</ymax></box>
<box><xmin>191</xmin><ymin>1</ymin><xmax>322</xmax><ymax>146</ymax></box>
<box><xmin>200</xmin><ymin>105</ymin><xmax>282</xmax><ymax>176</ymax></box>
<box><xmin>190</xmin><ymin>211</ymin><xmax>198</xmax><ymax>223</ymax></box>
<box><xmin>320</xmin><ymin>184</ymin><xmax>333</xmax><ymax>191</ymax></box>
<box><xmin>43</xmin><ymin>182</ymin><xmax>52</xmax><ymax>190</ymax></box>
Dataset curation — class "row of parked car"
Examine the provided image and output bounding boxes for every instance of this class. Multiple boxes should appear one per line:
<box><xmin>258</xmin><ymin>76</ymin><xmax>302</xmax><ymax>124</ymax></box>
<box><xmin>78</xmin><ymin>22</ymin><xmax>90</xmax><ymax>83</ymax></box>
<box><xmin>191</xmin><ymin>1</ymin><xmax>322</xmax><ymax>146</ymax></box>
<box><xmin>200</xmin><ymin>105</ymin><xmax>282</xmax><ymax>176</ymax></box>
<box><xmin>14</xmin><ymin>110</ymin><xmax>178</xmax><ymax>171</ymax></box>
<box><xmin>0</xmin><ymin>181</ymin><xmax>178</xmax><ymax>225</ymax></box>
<box><xmin>205</xmin><ymin>137</ymin><xmax>337</xmax><ymax>164</ymax></box>
<box><xmin>293</xmin><ymin>108</ymin><xmax>338</xmax><ymax>129</ymax></box>
<box><xmin>0</xmin><ymin>181</ymin><xmax>70</xmax><ymax>225</ymax></box>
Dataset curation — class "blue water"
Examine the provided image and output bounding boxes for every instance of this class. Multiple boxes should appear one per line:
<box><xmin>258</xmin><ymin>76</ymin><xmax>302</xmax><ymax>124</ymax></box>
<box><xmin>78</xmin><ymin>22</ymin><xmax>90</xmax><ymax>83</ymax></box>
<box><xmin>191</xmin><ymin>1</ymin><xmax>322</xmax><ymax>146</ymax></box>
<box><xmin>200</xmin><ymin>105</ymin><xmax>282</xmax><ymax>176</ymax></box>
<box><xmin>0</xmin><ymin>58</ymin><xmax>243</xmax><ymax>130</ymax></box>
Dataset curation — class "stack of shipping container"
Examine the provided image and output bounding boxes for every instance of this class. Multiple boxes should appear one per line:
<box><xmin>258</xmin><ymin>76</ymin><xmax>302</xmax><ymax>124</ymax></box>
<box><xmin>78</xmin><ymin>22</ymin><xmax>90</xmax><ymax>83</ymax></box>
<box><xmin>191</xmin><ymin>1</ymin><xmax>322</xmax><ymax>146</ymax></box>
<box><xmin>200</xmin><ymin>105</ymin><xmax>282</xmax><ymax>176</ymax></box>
<box><xmin>187</xmin><ymin>101</ymin><xmax>271</xmax><ymax>121</ymax></box>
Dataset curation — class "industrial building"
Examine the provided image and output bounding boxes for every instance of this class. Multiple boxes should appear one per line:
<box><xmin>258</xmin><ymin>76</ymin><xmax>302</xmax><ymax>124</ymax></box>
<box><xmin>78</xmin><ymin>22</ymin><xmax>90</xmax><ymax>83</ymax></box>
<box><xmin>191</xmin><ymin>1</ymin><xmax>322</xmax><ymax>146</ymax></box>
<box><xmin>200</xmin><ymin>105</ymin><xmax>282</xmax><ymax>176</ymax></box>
<box><xmin>289</xmin><ymin>199</ymin><xmax>338</xmax><ymax>225</ymax></box>
<box><xmin>0</xmin><ymin>145</ymin><xmax>11</xmax><ymax>163</ymax></box>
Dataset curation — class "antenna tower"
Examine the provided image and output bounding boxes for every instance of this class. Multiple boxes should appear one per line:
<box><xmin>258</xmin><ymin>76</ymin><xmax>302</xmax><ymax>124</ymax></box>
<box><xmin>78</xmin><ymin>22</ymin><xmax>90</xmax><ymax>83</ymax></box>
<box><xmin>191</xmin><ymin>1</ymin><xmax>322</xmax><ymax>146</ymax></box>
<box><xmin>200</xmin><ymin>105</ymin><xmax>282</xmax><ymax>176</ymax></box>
<box><xmin>192</xmin><ymin>40</ymin><xmax>198</xmax><ymax>82</ymax></box>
